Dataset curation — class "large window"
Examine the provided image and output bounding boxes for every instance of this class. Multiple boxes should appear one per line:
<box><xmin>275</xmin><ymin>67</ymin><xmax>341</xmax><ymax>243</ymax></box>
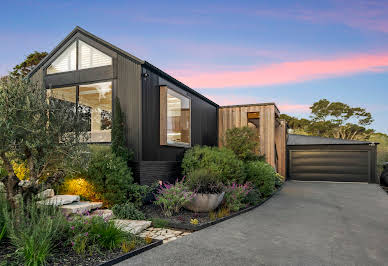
<box><xmin>47</xmin><ymin>40</ymin><xmax>112</xmax><ymax>75</ymax></box>
<box><xmin>47</xmin><ymin>81</ymin><xmax>112</xmax><ymax>143</ymax></box>
<box><xmin>160</xmin><ymin>86</ymin><xmax>191</xmax><ymax>147</ymax></box>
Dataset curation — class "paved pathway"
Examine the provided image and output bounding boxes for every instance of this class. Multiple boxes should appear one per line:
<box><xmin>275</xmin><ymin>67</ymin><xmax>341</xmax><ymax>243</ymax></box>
<box><xmin>120</xmin><ymin>181</ymin><xmax>388</xmax><ymax>266</ymax></box>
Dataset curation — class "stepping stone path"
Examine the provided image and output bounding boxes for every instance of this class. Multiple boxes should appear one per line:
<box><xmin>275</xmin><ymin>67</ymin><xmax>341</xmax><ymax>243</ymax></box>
<box><xmin>139</xmin><ymin>227</ymin><xmax>192</xmax><ymax>243</ymax></box>
<box><xmin>61</xmin><ymin>201</ymin><xmax>103</xmax><ymax>216</ymax></box>
<box><xmin>113</xmin><ymin>219</ymin><xmax>152</xmax><ymax>235</ymax></box>
<box><xmin>37</xmin><ymin>195</ymin><xmax>80</xmax><ymax>206</ymax></box>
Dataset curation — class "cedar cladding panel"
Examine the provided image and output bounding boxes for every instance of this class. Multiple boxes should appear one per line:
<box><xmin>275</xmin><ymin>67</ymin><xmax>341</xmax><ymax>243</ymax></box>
<box><xmin>141</xmin><ymin>66</ymin><xmax>218</xmax><ymax>161</ymax></box>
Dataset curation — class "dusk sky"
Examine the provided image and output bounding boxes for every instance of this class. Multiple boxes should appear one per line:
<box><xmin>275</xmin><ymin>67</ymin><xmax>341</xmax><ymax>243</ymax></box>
<box><xmin>1</xmin><ymin>0</ymin><xmax>387</xmax><ymax>133</ymax></box>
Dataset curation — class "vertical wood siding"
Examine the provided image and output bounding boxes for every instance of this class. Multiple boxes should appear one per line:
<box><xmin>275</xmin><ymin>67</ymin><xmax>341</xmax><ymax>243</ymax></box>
<box><xmin>275</xmin><ymin>120</ymin><xmax>287</xmax><ymax>177</ymax></box>
<box><xmin>218</xmin><ymin>104</ymin><xmax>284</xmax><ymax>171</ymax></box>
<box><xmin>116</xmin><ymin>55</ymin><xmax>142</xmax><ymax>160</ymax></box>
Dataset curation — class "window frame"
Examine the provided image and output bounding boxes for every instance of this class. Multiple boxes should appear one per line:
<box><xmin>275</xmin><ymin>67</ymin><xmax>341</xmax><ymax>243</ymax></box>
<box><xmin>47</xmin><ymin>79</ymin><xmax>114</xmax><ymax>144</ymax></box>
<box><xmin>45</xmin><ymin>39</ymin><xmax>113</xmax><ymax>76</ymax></box>
<box><xmin>160</xmin><ymin>85</ymin><xmax>192</xmax><ymax>148</ymax></box>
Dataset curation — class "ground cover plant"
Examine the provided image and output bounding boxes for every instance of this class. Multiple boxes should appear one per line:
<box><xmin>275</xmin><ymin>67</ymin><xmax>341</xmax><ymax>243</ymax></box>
<box><xmin>112</xmin><ymin>202</ymin><xmax>146</xmax><ymax>220</ymax></box>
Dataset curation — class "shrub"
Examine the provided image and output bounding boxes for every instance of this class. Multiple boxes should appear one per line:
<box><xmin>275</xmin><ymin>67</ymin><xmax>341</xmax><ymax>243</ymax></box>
<box><xmin>0</xmin><ymin>193</ymin><xmax>8</xmax><ymax>242</ymax></box>
<box><xmin>151</xmin><ymin>218</ymin><xmax>169</xmax><ymax>228</ymax></box>
<box><xmin>243</xmin><ymin>188</ymin><xmax>262</xmax><ymax>206</ymax></box>
<box><xmin>185</xmin><ymin>168</ymin><xmax>223</xmax><ymax>194</ymax></box>
<box><xmin>181</xmin><ymin>146</ymin><xmax>245</xmax><ymax>184</ymax></box>
<box><xmin>127</xmin><ymin>183</ymin><xmax>152</xmax><ymax>208</ymax></box>
<box><xmin>224</xmin><ymin>127</ymin><xmax>259</xmax><ymax>161</ymax></box>
<box><xmin>245</xmin><ymin>161</ymin><xmax>277</xmax><ymax>197</ymax></box>
<box><xmin>86</xmin><ymin>149</ymin><xmax>133</xmax><ymax>206</ymax></box>
<box><xmin>59</xmin><ymin>176</ymin><xmax>102</xmax><ymax>202</ymax></box>
<box><xmin>4</xmin><ymin>199</ymin><xmax>67</xmax><ymax>265</ymax></box>
<box><xmin>112</xmin><ymin>202</ymin><xmax>145</xmax><ymax>220</ymax></box>
<box><xmin>224</xmin><ymin>182</ymin><xmax>253</xmax><ymax>211</ymax></box>
<box><xmin>153</xmin><ymin>179</ymin><xmax>195</xmax><ymax>217</ymax></box>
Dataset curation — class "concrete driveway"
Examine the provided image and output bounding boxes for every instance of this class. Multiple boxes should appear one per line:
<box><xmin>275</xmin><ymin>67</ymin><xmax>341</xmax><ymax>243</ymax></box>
<box><xmin>120</xmin><ymin>181</ymin><xmax>388</xmax><ymax>266</ymax></box>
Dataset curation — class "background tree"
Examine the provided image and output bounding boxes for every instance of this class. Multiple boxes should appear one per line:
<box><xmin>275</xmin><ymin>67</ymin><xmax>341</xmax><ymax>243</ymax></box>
<box><xmin>0</xmin><ymin>77</ymin><xmax>88</xmax><ymax>207</ymax></box>
<box><xmin>281</xmin><ymin>99</ymin><xmax>374</xmax><ymax>140</ymax></box>
<box><xmin>10</xmin><ymin>51</ymin><xmax>47</xmax><ymax>78</ymax></box>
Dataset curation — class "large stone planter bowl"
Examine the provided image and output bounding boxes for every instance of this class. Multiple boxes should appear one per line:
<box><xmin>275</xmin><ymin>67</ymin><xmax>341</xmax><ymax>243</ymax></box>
<box><xmin>184</xmin><ymin>192</ymin><xmax>225</xmax><ymax>213</ymax></box>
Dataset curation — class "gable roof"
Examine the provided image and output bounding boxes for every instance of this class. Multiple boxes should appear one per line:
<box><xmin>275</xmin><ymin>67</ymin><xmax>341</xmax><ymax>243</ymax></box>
<box><xmin>27</xmin><ymin>26</ymin><xmax>218</xmax><ymax>107</ymax></box>
<box><xmin>287</xmin><ymin>134</ymin><xmax>376</xmax><ymax>146</ymax></box>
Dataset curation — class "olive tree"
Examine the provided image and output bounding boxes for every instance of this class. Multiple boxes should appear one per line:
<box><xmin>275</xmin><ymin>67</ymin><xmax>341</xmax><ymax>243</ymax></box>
<box><xmin>0</xmin><ymin>77</ymin><xmax>88</xmax><ymax>207</ymax></box>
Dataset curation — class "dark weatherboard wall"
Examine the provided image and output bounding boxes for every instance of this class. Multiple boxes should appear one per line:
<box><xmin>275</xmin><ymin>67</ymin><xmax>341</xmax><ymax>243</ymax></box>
<box><xmin>141</xmin><ymin>64</ymin><xmax>218</xmax><ymax>162</ymax></box>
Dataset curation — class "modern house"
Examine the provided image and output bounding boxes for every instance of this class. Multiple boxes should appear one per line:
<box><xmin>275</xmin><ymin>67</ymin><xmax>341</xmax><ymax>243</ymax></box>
<box><xmin>29</xmin><ymin>26</ymin><xmax>377</xmax><ymax>185</ymax></box>
<box><xmin>27</xmin><ymin>26</ymin><xmax>287</xmax><ymax>185</ymax></box>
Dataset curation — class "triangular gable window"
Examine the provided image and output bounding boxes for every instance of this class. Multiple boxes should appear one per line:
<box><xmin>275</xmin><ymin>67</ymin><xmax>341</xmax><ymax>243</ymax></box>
<box><xmin>46</xmin><ymin>40</ymin><xmax>112</xmax><ymax>75</ymax></box>
<box><xmin>47</xmin><ymin>42</ymin><xmax>77</xmax><ymax>74</ymax></box>
<box><xmin>78</xmin><ymin>40</ymin><xmax>112</xmax><ymax>70</ymax></box>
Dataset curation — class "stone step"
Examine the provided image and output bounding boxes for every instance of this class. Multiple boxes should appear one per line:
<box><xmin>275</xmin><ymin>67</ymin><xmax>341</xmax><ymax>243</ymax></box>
<box><xmin>60</xmin><ymin>201</ymin><xmax>103</xmax><ymax>216</ymax></box>
<box><xmin>90</xmin><ymin>209</ymin><xmax>114</xmax><ymax>220</ymax></box>
<box><xmin>37</xmin><ymin>195</ymin><xmax>80</xmax><ymax>206</ymax></box>
<box><xmin>113</xmin><ymin>219</ymin><xmax>152</xmax><ymax>235</ymax></box>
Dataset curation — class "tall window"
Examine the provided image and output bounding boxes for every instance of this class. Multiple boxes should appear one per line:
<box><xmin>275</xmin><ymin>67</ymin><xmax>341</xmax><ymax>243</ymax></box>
<box><xmin>47</xmin><ymin>81</ymin><xmax>112</xmax><ymax>143</ymax></box>
<box><xmin>47</xmin><ymin>40</ymin><xmax>112</xmax><ymax>75</ymax></box>
<box><xmin>160</xmin><ymin>86</ymin><xmax>191</xmax><ymax>147</ymax></box>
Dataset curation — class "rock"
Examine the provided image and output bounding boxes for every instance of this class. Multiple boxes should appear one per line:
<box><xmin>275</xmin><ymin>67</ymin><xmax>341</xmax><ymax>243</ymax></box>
<box><xmin>90</xmin><ymin>209</ymin><xmax>114</xmax><ymax>220</ymax></box>
<box><xmin>113</xmin><ymin>219</ymin><xmax>152</xmax><ymax>235</ymax></box>
<box><xmin>37</xmin><ymin>195</ymin><xmax>80</xmax><ymax>206</ymax></box>
<box><xmin>18</xmin><ymin>180</ymin><xmax>32</xmax><ymax>188</ymax></box>
<box><xmin>37</xmin><ymin>189</ymin><xmax>55</xmax><ymax>200</ymax></box>
<box><xmin>0</xmin><ymin>182</ymin><xmax>5</xmax><ymax>193</ymax></box>
<box><xmin>60</xmin><ymin>201</ymin><xmax>103</xmax><ymax>215</ymax></box>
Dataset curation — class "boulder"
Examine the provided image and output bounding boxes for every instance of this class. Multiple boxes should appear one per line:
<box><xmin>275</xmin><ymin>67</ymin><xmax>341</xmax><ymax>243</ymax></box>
<box><xmin>37</xmin><ymin>195</ymin><xmax>80</xmax><ymax>206</ymax></box>
<box><xmin>37</xmin><ymin>189</ymin><xmax>55</xmax><ymax>200</ymax></box>
<box><xmin>90</xmin><ymin>209</ymin><xmax>114</xmax><ymax>220</ymax></box>
<box><xmin>0</xmin><ymin>182</ymin><xmax>5</xmax><ymax>193</ymax></box>
<box><xmin>113</xmin><ymin>219</ymin><xmax>152</xmax><ymax>235</ymax></box>
<box><xmin>60</xmin><ymin>201</ymin><xmax>103</xmax><ymax>215</ymax></box>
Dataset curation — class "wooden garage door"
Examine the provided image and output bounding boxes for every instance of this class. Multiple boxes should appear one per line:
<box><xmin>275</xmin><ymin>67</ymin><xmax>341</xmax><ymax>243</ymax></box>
<box><xmin>289</xmin><ymin>150</ymin><xmax>370</xmax><ymax>182</ymax></box>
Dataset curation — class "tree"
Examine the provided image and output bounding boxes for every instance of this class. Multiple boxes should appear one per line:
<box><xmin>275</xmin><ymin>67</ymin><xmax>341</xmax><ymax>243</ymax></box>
<box><xmin>0</xmin><ymin>77</ymin><xmax>88</xmax><ymax>207</ymax></box>
<box><xmin>10</xmin><ymin>51</ymin><xmax>47</xmax><ymax>78</ymax></box>
<box><xmin>111</xmin><ymin>97</ymin><xmax>133</xmax><ymax>161</ymax></box>
<box><xmin>281</xmin><ymin>99</ymin><xmax>374</xmax><ymax>140</ymax></box>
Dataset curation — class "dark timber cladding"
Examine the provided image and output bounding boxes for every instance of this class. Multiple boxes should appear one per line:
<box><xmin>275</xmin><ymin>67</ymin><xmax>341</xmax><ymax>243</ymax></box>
<box><xmin>141</xmin><ymin>63</ymin><xmax>218</xmax><ymax>162</ymax></box>
<box><xmin>287</xmin><ymin>135</ymin><xmax>378</xmax><ymax>183</ymax></box>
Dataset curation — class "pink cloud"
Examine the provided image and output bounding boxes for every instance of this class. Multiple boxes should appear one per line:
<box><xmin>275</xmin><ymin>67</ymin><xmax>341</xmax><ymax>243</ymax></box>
<box><xmin>278</xmin><ymin>104</ymin><xmax>310</xmax><ymax>114</ymax></box>
<box><xmin>169</xmin><ymin>53</ymin><xmax>388</xmax><ymax>89</ymax></box>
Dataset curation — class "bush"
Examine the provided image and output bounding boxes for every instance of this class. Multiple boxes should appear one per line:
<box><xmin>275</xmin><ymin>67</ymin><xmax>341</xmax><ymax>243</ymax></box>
<box><xmin>4</xmin><ymin>199</ymin><xmax>67</xmax><ymax>265</ymax></box>
<box><xmin>127</xmin><ymin>183</ymin><xmax>152</xmax><ymax>208</ymax></box>
<box><xmin>0</xmin><ymin>193</ymin><xmax>8</xmax><ymax>243</ymax></box>
<box><xmin>86</xmin><ymin>149</ymin><xmax>133</xmax><ymax>206</ymax></box>
<box><xmin>112</xmin><ymin>202</ymin><xmax>145</xmax><ymax>220</ymax></box>
<box><xmin>224</xmin><ymin>127</ymin><xmax>259</xmax><ymax>161</ymax></box>
<box><xmin>182</xmin><ymin>146</ymin><xmax>245</xmax><ymax>184</ymax></box>
<box><xmin>223</xmin><ymin>183</ymin><xmax>253</xmax><ymax>211</ymax></box>
<box><xmin>59</xmin><ymin>176</ymin><xmax>102</xmax><ymax>202</ymax></box>
<box><xmin>245</xmin><ymin>161</ymin><xmax>277</xmax><ymax>197</ymax></box>
<box><xmin>185</xmin><ymin>168</ymin><xmax>223</xmax><ymax>194</ymax></box>
<box><xmin>243</xmin><ymin>188</ymin><xmax>262</xmax><ymax>206</ymax></box>
<box><xmin>153</xmin><ymin>179</ymin><xmax>195</xmax><ymax>217</ymax></box>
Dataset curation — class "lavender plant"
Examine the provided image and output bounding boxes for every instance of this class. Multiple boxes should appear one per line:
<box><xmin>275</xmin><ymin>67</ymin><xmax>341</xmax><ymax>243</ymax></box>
<box><xmin>224</xmin><ymin>182</ymin><xmax>253</xmax><ymax>211</ymax></box>
<box><xmin>153</xmin><ymin>178</ymin><xmax>195</xmax><ymax>217</ymax></box>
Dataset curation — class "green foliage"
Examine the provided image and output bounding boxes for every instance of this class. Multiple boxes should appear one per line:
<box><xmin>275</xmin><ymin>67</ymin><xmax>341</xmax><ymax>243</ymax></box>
<box><xmin>3</xmin><ymin>199</ymin><xmax>67</xmax><ymax>265</ymax></box>
<box><xmin>127</xmin><ymin>183</ymin><xmax>152</xmax><ymax>208</ymax></box>
<box><xmin>10</xmin><ymin>51</ymin><xmax>47</xmax><ymax>78</ymax></box>
<box><xmin>0</xmin><ymin>193</ymin><xmax>8</xmax><ymax>242</ymax></box>
<box><xmin>369</xmin><ymin>133</ymin><xmax>388</xmax><ymax>175</ymax></box>
<box><xmin>242</xmin><ymin>188</ymin><xmax>262</xmax><ymax>206</ymax></box>
<box><xmin>244</xmin><ymin>161</ymin><xmax>276</xmax><ymax>197</ymax></box>
<box><xmin>112</xmin><ymin>202</ymin><xmax>145</xmax><ymax>220</ymax></box>
<box><xmin>111</xmin><ymin>98</ymin><xmax>133</xmax><ymax>161</ymax></box>
<box><xmin>0</xmin><ymin>77</ymin><xmax>88</xmax><ymax>205</ymax></box>
<box><xmin>153</xmin><ymin>179</ymin><xmax>194</xmax><ymax>217</ymax></box>
<box><xmin>67</xmin><ymin>216</ymin><xmax>131</xmax><ymax>253</ymax></box>
<box><xmin>185</xmin><ymin>168</ymin><xmax>223</xmax><ymax>194</ymax></box>
<box><xmin>223</xmin><ymin>183</ymin><xmax>253</xmax><ymax>211</ymax></box>
<box><xmin>281</xmin><ymin>99</ymin><xmax>375</xmax><ymax>140</ymax></box>
<box><xmin>224</xmin><ymin>127</ymin><xmax>259</xmax><ymax>161</ymax></box>
<box><xmin>151</xmin><ymin>218</ymin><xmax>169</xmax><ymax>228</ymax></box>
<box><xmin>86</xmin><ymin>149</ymin><xmax>133</xmax><ymax>206</ymax></box>
<box><xmin>182</xmin><ymin>146</ymin><xmax>245</xmax><ymax>184</ymax></box>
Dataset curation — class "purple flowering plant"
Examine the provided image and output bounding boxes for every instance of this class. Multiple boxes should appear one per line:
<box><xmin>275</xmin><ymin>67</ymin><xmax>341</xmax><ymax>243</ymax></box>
<box><xmin>224</xmin><ymin>182</ymin><xmax>253</xmax><ymax>211</ymax></box>
<box><xmin>153</xmin><ymin>177</ymin><xmax>195</xmax><ymax>217</ymax></box>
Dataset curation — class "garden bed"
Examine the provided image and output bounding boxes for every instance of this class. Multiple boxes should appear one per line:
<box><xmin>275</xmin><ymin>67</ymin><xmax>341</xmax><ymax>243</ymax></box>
<box><xmin>0</xmin><ymin>238</ymin><xmax>162</xmax><ymax>266</ymax></box>
<box><xmin>143</xmin><ymin>184</ymin><xmax>283</xmax><ymax>231</ymax></box>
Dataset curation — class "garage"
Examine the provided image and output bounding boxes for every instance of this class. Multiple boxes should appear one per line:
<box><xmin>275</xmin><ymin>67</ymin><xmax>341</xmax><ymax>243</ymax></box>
<box><xmin>287</xmin><ymin>134</ymin><xmax>378</xmax><ymax>183</ymax></box>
